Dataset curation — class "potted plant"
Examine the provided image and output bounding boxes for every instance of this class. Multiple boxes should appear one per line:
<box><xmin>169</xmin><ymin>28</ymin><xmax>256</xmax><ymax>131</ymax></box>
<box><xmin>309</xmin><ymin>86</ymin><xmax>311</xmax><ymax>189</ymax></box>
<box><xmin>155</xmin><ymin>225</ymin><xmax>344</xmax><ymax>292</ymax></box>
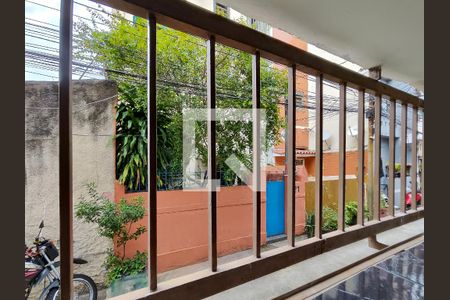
<box><xmin>75</xmin><ymin>182</ymin><xmax>148</xmax><ymax>297</ymax></box>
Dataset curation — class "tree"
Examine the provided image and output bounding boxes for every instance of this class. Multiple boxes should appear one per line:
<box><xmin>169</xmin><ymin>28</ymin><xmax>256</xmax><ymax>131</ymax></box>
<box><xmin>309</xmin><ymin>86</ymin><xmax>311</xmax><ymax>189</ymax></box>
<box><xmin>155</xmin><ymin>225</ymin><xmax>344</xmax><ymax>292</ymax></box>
<box><xmin>75</xmin><ymin>12</ymin><xmax>288</xmax><ymax>190</ymax></box>
<box><xmin>75</xmin><ymin>183</ymin><xmax>147</xmax><ymax>284</ymax></box>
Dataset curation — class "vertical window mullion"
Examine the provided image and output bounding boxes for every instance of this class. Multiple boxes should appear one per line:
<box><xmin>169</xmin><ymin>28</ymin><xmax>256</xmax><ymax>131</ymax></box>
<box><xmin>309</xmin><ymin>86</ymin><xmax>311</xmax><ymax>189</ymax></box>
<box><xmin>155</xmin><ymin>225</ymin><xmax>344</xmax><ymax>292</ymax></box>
<box><xmin>388</xmin><ymin>98</ymin><xmax>396</xmax><ymax>216</ymax></box>
<box><xmin>411</xmin><ymin>106</ymin><xmax>418</xmax><ymax>210</ymax></box>
<box><xmin>338</xmin><ymin>83</ymin><xmax>347</xmax><ymax>231</ymax></box>
<box><xmin>373</xmin><ymin>95</ymin><xmax>381</xmax><ymax>220</ymax></box>
<box><xmin>252</xmin><ymin>51</ymin><xmax>262</xmax><ymax>257</ymax></box>
<box><xmin>400</xmin><ymin>103</ymin><xmax>407</xmax><ymax>213</ymax></box>
<box><xmin>420</xmin><ymin>109</ymin><xmax>424</xmax><ymax>208</ymax></box>
<box><xmin>59</xmin><ymin>0</ymin><xmax>74</xmax><ymax>298</ymax></box>
<box><xmin>287</xmin><ymin>65</ymin><xmax>296</xmax><ymax>246</ymax></box>
<box><xmin>315</xmin><ymin>74</ymin><xmax>323</xmax><ymax>238</ymax></box>
<box><xmin>357</xmin><ymin>89</ymin><xmax>365</xmax><ymax>225</ymax></box>
<box><xmin>147</xmin><ymin>12</ymin><xmax>158</xmax><ymax>291</ymax></box>
<box><xmin>207</xmin><ymin>35</ymin><xmax>217</xmax><ymax>272</ymax></box>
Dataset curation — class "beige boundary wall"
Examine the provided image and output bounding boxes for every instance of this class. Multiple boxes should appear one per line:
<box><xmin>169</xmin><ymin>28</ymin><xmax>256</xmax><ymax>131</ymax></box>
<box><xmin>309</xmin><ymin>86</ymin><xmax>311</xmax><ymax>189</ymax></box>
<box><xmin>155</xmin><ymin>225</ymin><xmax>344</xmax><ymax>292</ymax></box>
<box><xmin>25</xmin><ymin>80</ymin><xmax>117</xmax><ymax>285</ymax></box>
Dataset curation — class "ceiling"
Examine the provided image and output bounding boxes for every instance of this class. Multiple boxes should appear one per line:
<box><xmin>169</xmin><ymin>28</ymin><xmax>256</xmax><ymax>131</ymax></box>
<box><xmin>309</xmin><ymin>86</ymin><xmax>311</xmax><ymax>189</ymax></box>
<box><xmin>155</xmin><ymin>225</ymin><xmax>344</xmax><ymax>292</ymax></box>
<box><xmin>219</xmin><ymin>0</ymin><xmax>424</xmax><ymax>92</ymax></box>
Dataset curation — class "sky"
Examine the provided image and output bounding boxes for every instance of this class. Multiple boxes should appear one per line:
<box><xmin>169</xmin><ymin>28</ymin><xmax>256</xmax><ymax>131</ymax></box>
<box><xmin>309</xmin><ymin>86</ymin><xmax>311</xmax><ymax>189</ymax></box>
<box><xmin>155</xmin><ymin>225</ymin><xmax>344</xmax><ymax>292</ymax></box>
<box><xmin>25</xmin><ymin>0</ymin><xmax>422</xmax><ymax>139</ymax></box>
<box><xmin>25</xmin><ymin>0</ymin><xmax>112</xmax><ymax>81</ymax></box>
<box><xmin>25</xmin><ymin>0</ymin><xmax>365</xmax><ymax>82</ymax></box>
<box><xmin>25</xmin><ymin>0</ymin><xmax>423</xmax><ymax>102</ymax></box>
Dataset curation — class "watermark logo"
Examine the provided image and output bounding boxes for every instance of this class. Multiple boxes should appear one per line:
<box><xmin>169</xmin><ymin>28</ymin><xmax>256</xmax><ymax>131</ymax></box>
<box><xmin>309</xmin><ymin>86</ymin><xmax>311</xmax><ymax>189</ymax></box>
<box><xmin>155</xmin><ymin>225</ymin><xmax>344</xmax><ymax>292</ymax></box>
<box><xmin>182</xmin><ymin>108</ymin><xmax>267</xmax><ymax>192</ymax></box>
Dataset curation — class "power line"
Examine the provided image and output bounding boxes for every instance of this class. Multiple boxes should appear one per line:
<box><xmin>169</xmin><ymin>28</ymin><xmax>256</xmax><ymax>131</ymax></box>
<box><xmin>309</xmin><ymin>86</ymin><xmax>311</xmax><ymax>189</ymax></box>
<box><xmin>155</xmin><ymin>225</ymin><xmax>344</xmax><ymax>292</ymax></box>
<box><xmin>25</xmin><ymin>1</ymin><xmax>421</xmax><ymax>131</ymax></box>
<box><xmin>24</xmin><ymin>47</ymin><xmax>383</xmax><ymax>129</ymax></box>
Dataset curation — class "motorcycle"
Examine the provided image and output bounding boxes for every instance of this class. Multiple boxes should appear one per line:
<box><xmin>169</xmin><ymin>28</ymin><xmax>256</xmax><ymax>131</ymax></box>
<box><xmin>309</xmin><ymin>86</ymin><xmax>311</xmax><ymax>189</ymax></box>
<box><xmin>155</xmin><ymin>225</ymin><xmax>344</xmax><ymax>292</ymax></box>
<box><xmin>25</xmin><ymin>220</ymin><xmax>98</xmax><ymax>300</ymax></box>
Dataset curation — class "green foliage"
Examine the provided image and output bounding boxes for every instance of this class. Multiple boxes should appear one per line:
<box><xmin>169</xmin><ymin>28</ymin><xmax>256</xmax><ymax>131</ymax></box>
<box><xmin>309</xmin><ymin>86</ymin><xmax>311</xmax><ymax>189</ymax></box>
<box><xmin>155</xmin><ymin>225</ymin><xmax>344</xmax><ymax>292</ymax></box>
<box><xmin>345</xmin><ymin>201</ymin><xmax>358</xmax><ymax>225</ymax></box>
<box><xmin>75</xmin><ymin>182</ymin><xmax>147</xmax><ymax>284</ymax></box>
<box><xmin>114</xmin><ymin>85</ymin><xmax>148</xmax><ymax>190</ymax></box>
<box><xmin>305</xmin><ymin>213</ymin><xmax>315</xmax><ymax>238</ymax></box>
<box><xmin>104</xmin><ymin>250</ymin><xmax>147</xmax><ymax>285</ymax></box>
<box><xmin>306</xmin><ymin>201</ymin><xmax>359</xmax><ymax>237</ymax></box>
<box><xmin>75</xmin><ymin>13</ymin><xmax>287</xmax><ymax>189</ymax></box>
<box><xmin>380</xmin><ymin>193</ymin><xmax>388</xmax><ymax>208</ymax></box>
<box><xmin>364</xmin><ymin>206</ymin><xmax>370</xmax><ymax>219</ymax></box>
<box><xmin>322</xmin><ymin>207</ymin><xmax>338</xmax><ymax>233</ymax></box>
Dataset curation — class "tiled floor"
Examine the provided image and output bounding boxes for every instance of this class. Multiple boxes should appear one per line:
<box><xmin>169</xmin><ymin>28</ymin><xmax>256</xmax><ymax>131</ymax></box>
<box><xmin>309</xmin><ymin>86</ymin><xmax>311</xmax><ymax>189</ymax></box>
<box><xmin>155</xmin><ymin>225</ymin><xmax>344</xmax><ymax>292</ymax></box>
<box><xmin>311</xmin><ymin>242</ymin><xmax>424</xmax><ymax>300</ymax></box>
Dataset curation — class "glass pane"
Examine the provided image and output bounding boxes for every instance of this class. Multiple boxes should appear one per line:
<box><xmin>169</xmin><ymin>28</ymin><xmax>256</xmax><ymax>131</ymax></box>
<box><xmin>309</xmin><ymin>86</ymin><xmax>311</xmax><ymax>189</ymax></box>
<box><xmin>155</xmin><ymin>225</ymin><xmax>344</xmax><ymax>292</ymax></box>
<box><xmin>156</xmin><ymin>27</ymin><xmax>210</xmax><ymax>281</ymax></box>
<box><xmin>214</xmin><ymin>44</ymin><xmax>255</xmax><ymax>262</ymax></box>
<box><xmin>73</xmin><ymin>1</ymin><xmax>149</xmax><ymax>298</ymax></box>
<box><xmin>302</xmin><ymin>73</ymin><xmax>320</xmax><ymax>237</ymax></box>
<box><xmin>261</xmin><ymin>58</ymin><xmax>289</xmax><ymax>253</ymax></box>
<box><xmin>25</xmin><ymin>1</ymin><xmax>62</xmax><ymax>299</ymax></box>
<box><xmin>320</xmin><ymin>79</ymin><xmax>341</xmax><ymax>234</ymax></box>
<box><xmin>345</xmin><ymin>87</ymin><xmax>360</xmax><ymax>228</ymax></box>
<box><xmin>294</xmin><ymin>70</ymin><xmax>313</xmax><ymax>241</ymax></box>
<box><xmin>417</xmin><ymin>109</ymin><xmax>424</xmax><ymax>207</ymax></box>
<box><xmin>364</xmin><ymin>94</ymin><xmax>375</xmax><ymax>222</ymax></box>
<box><xmin>380</xmin><ymin>97</ymin><xmax>390</xmax><ymax>216</ymax></box>
<box><xmin>394</xmin><ymin>102</ymin><xmax>402</xmax><ymax>213</ymax></box>
<box><xmin>406</xmin><ymin>105</ymin><xmax>413</xmax><ymax>211</ymax></box>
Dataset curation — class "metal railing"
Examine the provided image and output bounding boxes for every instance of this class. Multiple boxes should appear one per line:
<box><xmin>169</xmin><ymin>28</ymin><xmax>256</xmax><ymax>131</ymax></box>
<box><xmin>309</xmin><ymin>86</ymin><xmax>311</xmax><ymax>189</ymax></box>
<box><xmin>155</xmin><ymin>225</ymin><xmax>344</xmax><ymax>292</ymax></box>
<box><xmin>58</xmin><ymin>0</ymin><xmax>424</xmax><ymax>298</ymax></box>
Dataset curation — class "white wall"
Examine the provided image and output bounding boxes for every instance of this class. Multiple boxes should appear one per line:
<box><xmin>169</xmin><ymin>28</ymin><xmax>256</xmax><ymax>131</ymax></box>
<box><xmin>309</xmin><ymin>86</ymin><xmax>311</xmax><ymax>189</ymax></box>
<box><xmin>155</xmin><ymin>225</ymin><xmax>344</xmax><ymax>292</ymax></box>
<box><xmin>307</xmin><ymin>45</ymin><xmax>369</xmax><ymax>153</ymax></box>
<box><xmin>187</xmin><ymin>0</ymin><xmax>215</xmax><ymax>11</ymax></box>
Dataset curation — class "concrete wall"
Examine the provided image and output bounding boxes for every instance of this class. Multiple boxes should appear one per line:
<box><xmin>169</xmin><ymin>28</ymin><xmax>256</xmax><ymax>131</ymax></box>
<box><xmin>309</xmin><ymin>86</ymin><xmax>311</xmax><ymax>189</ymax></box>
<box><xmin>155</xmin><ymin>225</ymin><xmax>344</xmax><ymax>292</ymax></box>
<box><xmin>25</xmin><ymin>80</ymin><xmax>117</xmax><ymax>284</ymax></box>
<box><xmin>305</xmin><ymin>178</ymin><xmax>359</xmax><ymax>214</ymax></box>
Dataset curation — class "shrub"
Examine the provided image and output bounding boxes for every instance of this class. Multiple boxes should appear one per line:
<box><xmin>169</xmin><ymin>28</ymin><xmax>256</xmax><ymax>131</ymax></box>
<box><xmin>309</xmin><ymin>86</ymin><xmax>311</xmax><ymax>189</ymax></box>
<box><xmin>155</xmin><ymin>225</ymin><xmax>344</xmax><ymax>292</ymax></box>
<box><xmin>103</xmin><ymin>250</ymin><xmax>147</xmax><ymax>285</ymax></box>
<box><xmin>345</xmin><ymin>201</ymin><xmax>358</xmax><ymax>226</ymax></box>
<box><xmin>305</xmin><ymin>213</ymin><xmax>315</xmax><ymax>238</ymax></box>
<box><xmin>306</xmin><ymin>201</ymin><xmax>360</xmax><ymax>237</ymax></box>
<box><xmin>75</xmin><ymin>182</ymin><xmax>147</xmax><ymax>285</ymax></box>
<box><xmin>322</xmin><ymin>207</ymin><xmax>338</xmax><ymax>233</ymax></box>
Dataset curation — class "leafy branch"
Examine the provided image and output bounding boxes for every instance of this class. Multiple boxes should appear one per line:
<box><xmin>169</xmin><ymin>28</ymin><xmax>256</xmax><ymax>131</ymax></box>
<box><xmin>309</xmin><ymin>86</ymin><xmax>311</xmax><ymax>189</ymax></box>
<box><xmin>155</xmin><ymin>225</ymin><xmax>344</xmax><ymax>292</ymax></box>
<box><xmin>75</xmin><ymin>182</ymin><xmax>148</xmax><ymax>284</ymax></box>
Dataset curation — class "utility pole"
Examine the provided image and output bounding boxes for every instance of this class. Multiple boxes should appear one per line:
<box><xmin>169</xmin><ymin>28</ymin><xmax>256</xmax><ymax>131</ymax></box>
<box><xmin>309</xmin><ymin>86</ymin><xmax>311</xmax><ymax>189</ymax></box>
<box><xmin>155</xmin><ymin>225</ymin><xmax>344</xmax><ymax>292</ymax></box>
<box><xmin>366</xmin><ymin>66</ymin><xmax>381</xmax><ymax>220</ymax></box>
<box><xmin>367</xmin><ymin>66</ymin><xmax>387</xmax><ymax>250</ymax></box>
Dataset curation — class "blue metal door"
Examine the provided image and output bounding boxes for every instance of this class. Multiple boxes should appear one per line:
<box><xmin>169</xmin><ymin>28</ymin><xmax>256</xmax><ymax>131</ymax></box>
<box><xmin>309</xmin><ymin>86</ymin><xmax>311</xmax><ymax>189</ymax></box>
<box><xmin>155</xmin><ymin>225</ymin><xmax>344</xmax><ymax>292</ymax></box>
<box><xmin>266</xmin><ymin>180</ymin><xmax>285</xmax><ymax>237</ymax></box>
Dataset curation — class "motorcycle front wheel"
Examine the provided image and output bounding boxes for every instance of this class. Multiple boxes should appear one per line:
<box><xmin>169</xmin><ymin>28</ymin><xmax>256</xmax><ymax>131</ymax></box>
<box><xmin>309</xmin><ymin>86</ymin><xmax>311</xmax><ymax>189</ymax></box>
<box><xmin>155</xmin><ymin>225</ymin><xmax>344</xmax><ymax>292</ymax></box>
<box><xmin>46</xmin><ymin>274</ymin><xmax>97</xmax><ymax>300</ymax></box>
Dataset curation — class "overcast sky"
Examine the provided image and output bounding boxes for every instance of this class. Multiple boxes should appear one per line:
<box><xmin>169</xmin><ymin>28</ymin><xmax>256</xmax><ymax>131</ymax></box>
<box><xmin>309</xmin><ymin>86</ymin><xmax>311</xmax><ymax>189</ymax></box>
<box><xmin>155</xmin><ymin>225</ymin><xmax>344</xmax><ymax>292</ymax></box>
<box><xmin>25</xmin><ymin>0</ymin><xmax>112</xmax><ymax>81</ymax></box>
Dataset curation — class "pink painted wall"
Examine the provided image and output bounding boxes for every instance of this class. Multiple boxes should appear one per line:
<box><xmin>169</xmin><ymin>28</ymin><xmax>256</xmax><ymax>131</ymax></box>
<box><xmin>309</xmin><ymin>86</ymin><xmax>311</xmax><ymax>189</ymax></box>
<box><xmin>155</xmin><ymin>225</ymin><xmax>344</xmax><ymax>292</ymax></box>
<box><xmin>115</xmin><ymin>168</ymin><xmax>307</xmax><ymax>273</ymax></box>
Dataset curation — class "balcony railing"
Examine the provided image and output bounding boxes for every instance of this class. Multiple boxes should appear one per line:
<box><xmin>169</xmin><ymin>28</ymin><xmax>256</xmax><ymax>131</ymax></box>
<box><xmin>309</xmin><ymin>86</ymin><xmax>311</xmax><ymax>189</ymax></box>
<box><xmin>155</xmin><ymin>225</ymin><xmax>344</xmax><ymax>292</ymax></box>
<box><xmin>57</xmin><ymin>0</ymin><xmax>424</xmax><ymax>299</ymax></box>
